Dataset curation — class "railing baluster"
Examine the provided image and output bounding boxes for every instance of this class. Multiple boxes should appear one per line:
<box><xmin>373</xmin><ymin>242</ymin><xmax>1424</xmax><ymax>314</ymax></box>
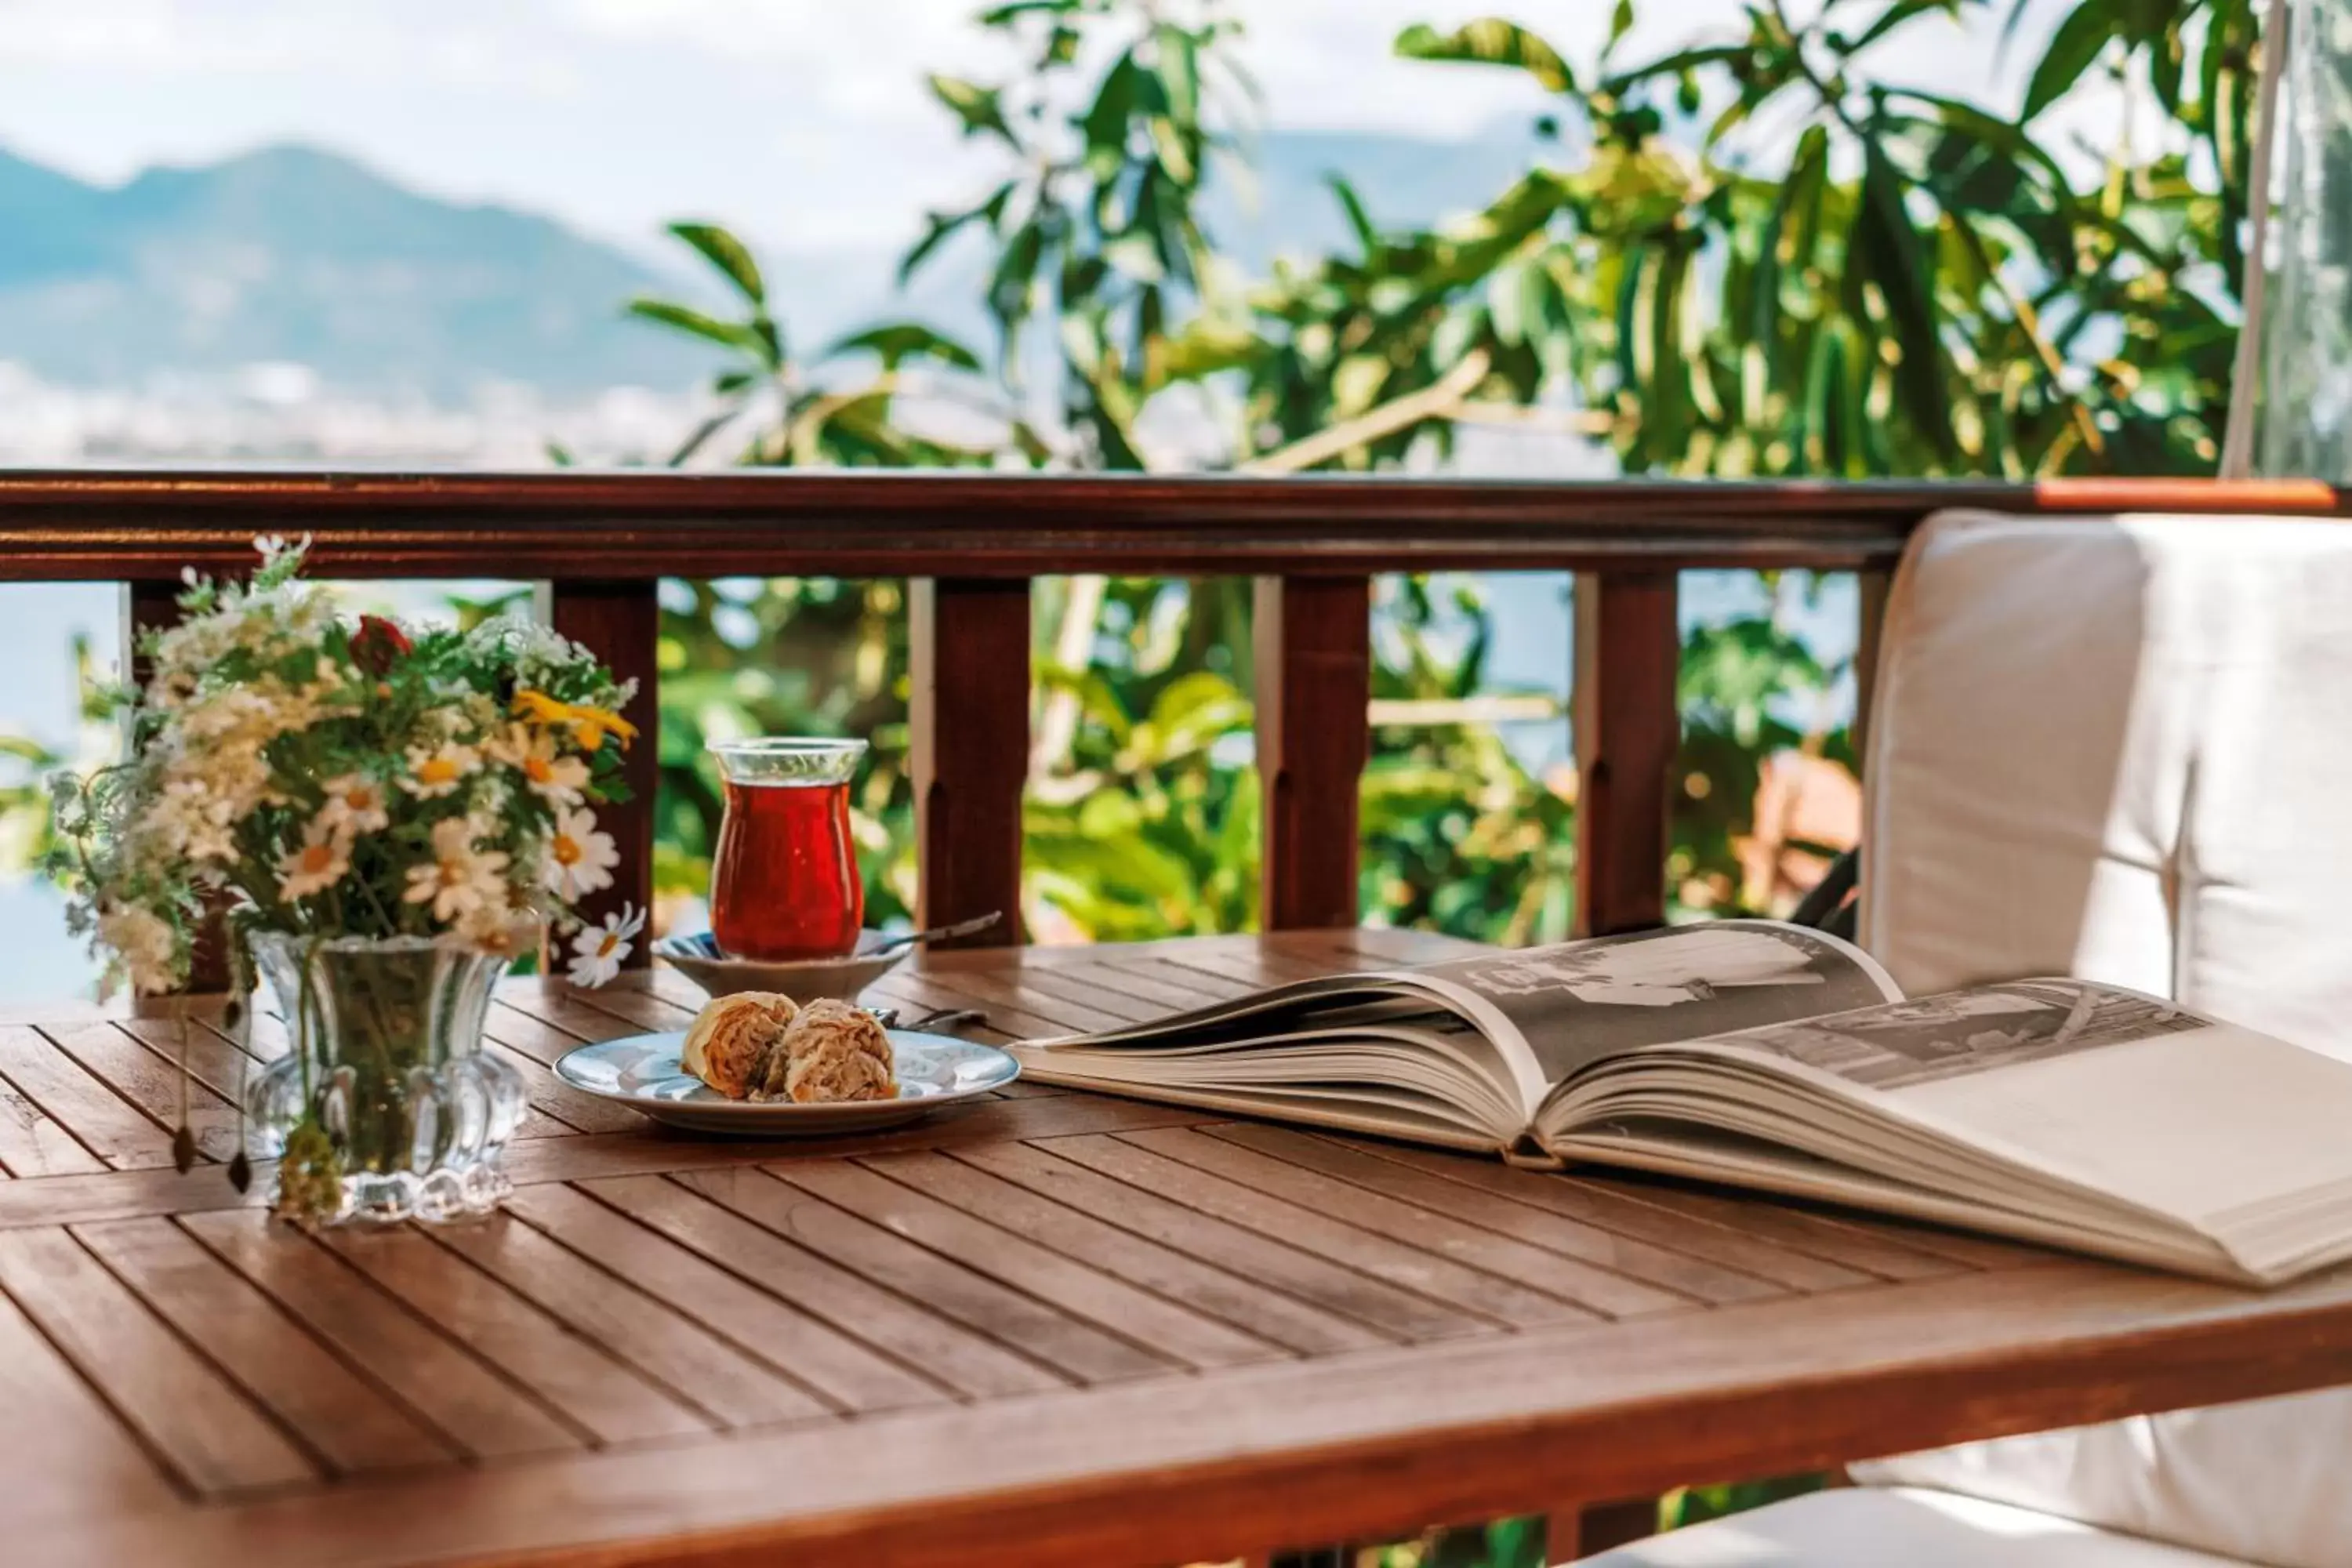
<box><xmin>1573</xmin><ymin>572</ymin><xmax>1680</xmax><ymax>936</ymax></box>
<box><xmin>544</xmin><ymin>579</ymin><xmax>659</xmax><ymax>967</ymax></box>
<box><xmin>909</xmin><ymin>578</ymin><xmax>1029</xmax><ymax>947</ymax></box>
<box><xmin>1255</xmin><ymin>575</ymin><xmax>1371</xmax><ymax>931</ymax></box>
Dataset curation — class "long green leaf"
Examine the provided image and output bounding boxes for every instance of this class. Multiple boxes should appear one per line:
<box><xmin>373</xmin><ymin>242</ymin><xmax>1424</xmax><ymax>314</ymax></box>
<box><xmin>625</xmin><ymin>298</ymin><xmax>763</xmax><ymax>357</ymax></box>
<box><xmin>666</xmin><ymin>222</ymin><xmax>766</xmax><ymax>307</ymax></box>
<box><xmin>1853</xmin><ymin>147</ymin><xmax>1954</xmax><ymax>459</ymax></box>
<box><xmin>825</xmin><ymin>324</ymin><xmax>983</xmax><ymax>371</ymax></box>
<box><xmin>1395</xmin><ymin>19</ymin><xmax>1573</xmax><ymax>93</ymax></box>
<box><xmin>1327</xmin><ymin>176</ymin><xmax>1378</xmax><ymax>258</ymax></box>
<box><xmin>1850</xmin><ymin>0</ymin><xmax>1962</xmax><ymax>53</ymax></box>
<box><xmin>1757</xmin><ymin>125</ymin><xmax>1828</xmax><ymax>347</ymax></box>
<box><xmin>927</xmin><ymin>74</ymin><xmax>1016</xmax><ymax>144</ymax></box>
<box><xmin>2022</xmin><ymin>0</ymin><xmax>2121</xmax><ymax>121</ymax></box>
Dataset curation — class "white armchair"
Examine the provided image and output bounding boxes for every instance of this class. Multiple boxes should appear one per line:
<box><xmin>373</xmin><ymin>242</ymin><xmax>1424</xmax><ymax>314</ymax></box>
<box><xmin>1574</xmin><ymin>510</ymin><xmax>2352</xmax><ymax>1568</ymax></box>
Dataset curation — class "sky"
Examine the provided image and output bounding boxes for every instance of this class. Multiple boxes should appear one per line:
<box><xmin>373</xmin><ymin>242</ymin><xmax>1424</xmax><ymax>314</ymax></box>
<box><xmin>0</xmin><ymin>0</ymin><xmax>2068</xmax><ymax>260</ymax></box>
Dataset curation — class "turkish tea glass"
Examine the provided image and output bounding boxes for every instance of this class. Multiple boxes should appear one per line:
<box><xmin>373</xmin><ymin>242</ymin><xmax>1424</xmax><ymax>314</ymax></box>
<box><xmin>707</xmin><ymin>738</ymin><xmax>869</xmax><ymax>960</ymax></box>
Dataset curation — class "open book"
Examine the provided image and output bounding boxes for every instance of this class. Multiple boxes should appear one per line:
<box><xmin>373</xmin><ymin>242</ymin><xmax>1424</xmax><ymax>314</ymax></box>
<box><xmin>1012</xmin><ymin>921</ymin><xmax>2352</xmax><ymax>1286</ymax></box>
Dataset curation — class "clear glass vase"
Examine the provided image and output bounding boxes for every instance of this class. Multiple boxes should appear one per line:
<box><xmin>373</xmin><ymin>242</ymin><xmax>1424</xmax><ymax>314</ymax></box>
<box><xmin>245</xmin><ymin>931</ymin><xmax>528</xmax><ymax>1225</ymax></box>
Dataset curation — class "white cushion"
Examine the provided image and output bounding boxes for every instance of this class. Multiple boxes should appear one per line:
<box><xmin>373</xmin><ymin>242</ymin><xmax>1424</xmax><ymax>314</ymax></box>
<box><xmin>1570</xmin><ymin>1488</ymin><xmax>2252</xmax><ymax>1567</ymax></box>
<box><xmin>1860</xmin><ymin>509</ymin><xmax>2352</xmax><ymax>1053</ymax></box>
<box><xmin>1853</xmin><ymin>510</ymin><xmax>2352</xmax><ymax>1567</ymax></box>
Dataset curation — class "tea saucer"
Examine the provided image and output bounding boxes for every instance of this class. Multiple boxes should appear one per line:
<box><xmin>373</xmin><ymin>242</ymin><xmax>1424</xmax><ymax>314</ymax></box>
<box><xmin>654</xmin><ymin>929</ymin><xmax>908</xmax><ymax>1001</ymax></box>
<box><xmin>552</xmin><ymin>1029</ymin><xmax>1018</xmax><ymax>1136</ymax></box>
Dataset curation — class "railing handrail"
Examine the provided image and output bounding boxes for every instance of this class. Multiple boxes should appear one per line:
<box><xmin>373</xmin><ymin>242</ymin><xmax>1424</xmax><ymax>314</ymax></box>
<box><xmin>0</xmin><ymin>471</ymin><xmax>2340</xmax><ymax>579</ymax></box>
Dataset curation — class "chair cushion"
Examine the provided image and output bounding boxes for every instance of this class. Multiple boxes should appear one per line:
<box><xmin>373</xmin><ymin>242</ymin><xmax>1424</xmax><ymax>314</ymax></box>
<box><xmin>1570</xmin><ymin>1488</ymin><xmax>2252</xmax><ymax>1567</ymax></box>
<box><xmin>1860</xmin><ymin>509</ymin><xmax>2352</xmax><ymax>1052</ymax></box>
<box><xmin>1853</xmin><ymin>509</ymin><xmax>2352</xmax><ymax>1567</ymax></box>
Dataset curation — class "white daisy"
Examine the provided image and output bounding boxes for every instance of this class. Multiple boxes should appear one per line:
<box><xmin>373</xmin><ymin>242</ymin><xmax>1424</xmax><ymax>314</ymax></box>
<box><xmin>542</xmin><ymin>807</ymin><xmax>619</xmax><ymax>900</ymax></box>
<box><xmin>315</xmin><ymin>773</ymin><xmax>391</xmax><ymax>838</ymax></box>
<box><xmin>276</xmin><ymin>826</ymin><xmax>351</xmax><ymax>902</ymax></box>
<box><xmin>567</xmin><ymin>902</ymin><xmax>647</xmax><ymax>987</ymax></box>
<box><xmin>403</xmin><ymin>818</ymin><xmax>510</xmax><ymax>924</ymax></box>
<box><xmin>401</xmin><ymin>742</ymin><xmax>480</xmax><ymax>800</ymax></box>
<box><xmin>486</xmin><ymin>724</ymin><xmax>590</xmax><ymax>804</ymax></box>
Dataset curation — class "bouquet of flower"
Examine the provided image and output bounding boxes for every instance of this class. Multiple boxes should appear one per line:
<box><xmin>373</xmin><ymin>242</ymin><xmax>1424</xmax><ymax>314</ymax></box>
<box><xmin>49</xmin><ymin>537</ymin><xmax>647</xmax><ymax>1221</ymax></box>
<box><xmin>52</xmin><ymin>535</ymin><xmax>644</xmax><ymax>993</ymax></box>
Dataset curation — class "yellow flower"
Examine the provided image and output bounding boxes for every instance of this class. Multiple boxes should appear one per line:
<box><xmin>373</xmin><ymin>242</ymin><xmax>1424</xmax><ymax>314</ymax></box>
<box><xmin>512</xmin><ymin>690</ymin><xmax>637</xmax><ymax>753</ymax></box>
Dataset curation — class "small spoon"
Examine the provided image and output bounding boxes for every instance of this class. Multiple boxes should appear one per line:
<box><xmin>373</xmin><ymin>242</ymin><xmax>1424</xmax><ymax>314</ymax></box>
<box><xmin>866</xmin><ymin>911</ymin><xmax>1004</xmax><ymax>956</ymax></box>
<box><xmin>866</xmin><ymin>1005</ymin><xmax>988</xmax><ymax>1035</ymax></box>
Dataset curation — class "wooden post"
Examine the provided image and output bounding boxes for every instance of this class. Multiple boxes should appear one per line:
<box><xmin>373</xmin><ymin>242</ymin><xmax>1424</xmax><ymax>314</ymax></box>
<box><xmin>1255</xmin><ymin>575</ymin><xmax>1370</xmax><ymax>931</ymax></box>
<box><xmin>123</xmin><ymin>582</ymin><xmax>234</xmax><ymax>995</ymax></box>
<box><xmin>544</xmin><ymin>580</ymin><xmax>659</xmax><ymax>967</ymax></box>
<box><xmin>909</xmin><ymin>578</ymin><xmax>1029</xmax><ymax>947</ymax></box>
<box><xmin>1573</xmin><ymin>572</ymin><xmax>1679</xmax><ymax>936</ymax></box>
<box><xmin>1559</xmin><ymin>1498</ymin><xmax>1662</xmax><ymax>1559</ymax></box>
<box><xmin>1853</xmin><ymin>567</ymin><xmax>1893</xmax><ymax>771</ymax></box>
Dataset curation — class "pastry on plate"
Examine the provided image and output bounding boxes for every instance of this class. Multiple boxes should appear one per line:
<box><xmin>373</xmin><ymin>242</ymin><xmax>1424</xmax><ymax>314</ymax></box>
<box><xmin>756</xmin><ymin>998</ymin><xmax>897</xmax><ymax>1104</ymax></box>
<box><xmin>680</xmin><ymin>991</ymin><xmax>798</xmax><ymax>1099</ymax></box>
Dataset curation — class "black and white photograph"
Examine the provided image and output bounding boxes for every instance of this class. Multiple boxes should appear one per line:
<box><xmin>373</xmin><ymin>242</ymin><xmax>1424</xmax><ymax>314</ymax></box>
<box><xmin>1428</xmin><ymin>921</ymin><xmax>1900</xmax><ymax>1082</ymax></box>
<box><xmin>1718</xmin><ymin>980</ymin><xmax>2208</xmax><ymax>1091</ymax></box>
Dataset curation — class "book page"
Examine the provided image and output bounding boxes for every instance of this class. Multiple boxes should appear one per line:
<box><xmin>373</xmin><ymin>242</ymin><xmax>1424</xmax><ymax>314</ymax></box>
<box><xmin>1654</xmin><ymin>978</ymin><xmax>2352</xmax><ymax>1273</ymax></box>
<box><xmin>1693</xmin><ymin>980</ymin><xmax>2201</xmax><ymax>1090</ymax></box>
<box><xmin>1410</xmin><ymin>920</ymin><xmax>1900</xmax><ymax>1086</ymax></box>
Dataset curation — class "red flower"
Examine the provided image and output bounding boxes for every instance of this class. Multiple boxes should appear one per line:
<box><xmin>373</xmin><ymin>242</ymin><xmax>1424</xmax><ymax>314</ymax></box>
<box><xmin>350</xmin><ymin>615</ymin><xmax>413</xmax><ymax>676</ymax></box>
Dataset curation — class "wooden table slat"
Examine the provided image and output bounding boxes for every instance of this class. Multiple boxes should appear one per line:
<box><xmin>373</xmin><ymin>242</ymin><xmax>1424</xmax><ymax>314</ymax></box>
<box><xmin>581</xmin><ymin>1172</ymin><xmax>1064</xmax><ymax>1400</ymax></box>
<box><xmin>0</xmin><ymin>1225</ymin><xmax>320</xmax><ymax>1494</ymax></box>
<box><xmin>955</xmin><ymin>1139</ymin><xmax>1457</xmax><ymax>1343</ymax></box>
<box><xmin>0</xmin><ymin>1025</ymin><xmax>182</xmax><ymax>1171</ymax></box>
<box><xmin>680</xmin><ymin>1164</ymin><xmax>1178</xmax><ymax>1386</ymax></box>
<box><xmin>0</xmin><ymin>1067</ymin><xmax>107</xmax><ymax>1178</ymax></box>
<box><xmin>179</xmin><ymin>1210</ymin><xmax>584</xmax><ymax>1461</ymax></box>
<box><xmin>1232</xmin><ymin>1126</ymin><xmax>1787</xmax><ymax>1307</ymax></box>
<box><xmin>1156</xmin><ymin>1128</ymin><xmax>1642</xmax><ymax>1324</ymax></box>
<box><xmin>74</xmin><ymin>1217</ymin><xmax>456</xmax><ymax>1476</ymax></box>
<box><xmin>0</xmin><ymin>1266</ymin><xmax>183</xmax><ymax>1522</ymax></box>
<box><xmin>773</xmin><ymin>1157</ymin><xmax>1283</xmax><ymax>1372</ymax></box>
<box><xmin>317</xmin><ymin>1225</ymin><xmax>717</xmax><ymax>1446</ymax></box>
<box><xmin>864</xmin><ymin>1148</ymin><xmax>1384</xmax><ymax>1357</ymax></box>
<box><xmin>1360</xmin><ymin>1141</ymin><xmax>1882</xmax><ymax>1295</ymax></box>
<box><xmin>42</xmin><ymin>1023</ymin><xmax>248</xmax><ymax>1165</ymax></box>
<box><xmin>428</xmin><ymin>1213</ymin><xmax>837</xmax><ymax>1431</ymax></box>
<box><xmin>501</xmin><ymin>1181</ymin><xmax>941</xmax><ymax>1417</ymax></box>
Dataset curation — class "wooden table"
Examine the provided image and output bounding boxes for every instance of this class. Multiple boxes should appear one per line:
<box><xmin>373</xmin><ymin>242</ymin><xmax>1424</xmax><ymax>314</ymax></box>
<box><xmin>5</xmin><ymin>929</ymin><xmax>2352</xmax><ymax>1567</ymax></box>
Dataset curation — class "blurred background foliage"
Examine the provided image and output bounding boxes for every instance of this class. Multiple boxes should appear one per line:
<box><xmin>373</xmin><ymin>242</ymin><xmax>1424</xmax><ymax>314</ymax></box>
<box><xmin>633</xmin><ymin>0</ymin><xmax>2245</xmax><ymax>956</ymax></box>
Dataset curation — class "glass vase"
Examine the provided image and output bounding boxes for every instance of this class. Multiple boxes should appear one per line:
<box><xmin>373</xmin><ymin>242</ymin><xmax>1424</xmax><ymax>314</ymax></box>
<box><xmin>245</xmin><ymin>931</ymin><xmax>528</xmax><ymax>1225</ymax></box>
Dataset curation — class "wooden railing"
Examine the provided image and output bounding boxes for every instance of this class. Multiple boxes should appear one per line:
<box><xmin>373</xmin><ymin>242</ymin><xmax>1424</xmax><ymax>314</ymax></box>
<box><xmin>9</xmin><ymin>470</ymin><xmax>2345</xmax><ymax>963</ymax></box>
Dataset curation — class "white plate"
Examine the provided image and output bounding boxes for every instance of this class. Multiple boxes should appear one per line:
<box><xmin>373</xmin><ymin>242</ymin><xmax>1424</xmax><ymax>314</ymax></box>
<box><xmin>552</xmin><ymin>1029</ymin><xmax>1018</xmax><ymax>1136</ymax></box>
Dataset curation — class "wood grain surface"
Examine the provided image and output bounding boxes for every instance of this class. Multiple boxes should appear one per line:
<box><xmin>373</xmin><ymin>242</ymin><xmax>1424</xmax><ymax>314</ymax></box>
<box><xmin>0</xmin><ymin>930</ymin><xmax>2346</xmax><ymax>1568</ymax></box>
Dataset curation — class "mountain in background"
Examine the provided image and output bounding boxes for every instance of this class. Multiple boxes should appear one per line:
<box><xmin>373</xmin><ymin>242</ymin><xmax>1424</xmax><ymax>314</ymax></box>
<box><xmin>0</xmin><ymin>125</ymin><xmax>1544</xmax><ymax>400</ymax></box>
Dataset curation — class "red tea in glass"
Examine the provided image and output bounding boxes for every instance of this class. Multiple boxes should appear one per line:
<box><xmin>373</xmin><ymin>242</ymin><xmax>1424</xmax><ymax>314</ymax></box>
<box><xmin>707</xmin><ymin>739</ymin><xmax>867</xmax><ymax>960</ymax></box>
